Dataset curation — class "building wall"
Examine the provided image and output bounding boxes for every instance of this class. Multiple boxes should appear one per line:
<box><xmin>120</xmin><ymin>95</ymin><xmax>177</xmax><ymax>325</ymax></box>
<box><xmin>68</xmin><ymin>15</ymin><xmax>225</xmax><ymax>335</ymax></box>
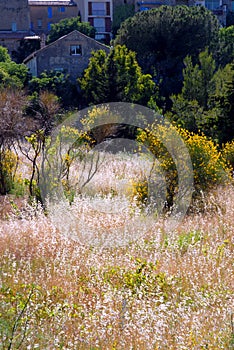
<box><xmin>0</xmin><ymin>36</ymin><xmax>24</xmax><ymax>56</ymax></box>
<box><xmin>26</xmin><ymin>56</ymin><xmax>37</xmax><ymax>76</ymax></box>
<box><xmin>25</xmin><ymin>30</ymin><xmax>110</xmax><ymax>80</ymax></box>
<box><xmin>0</xmin><ymin>0</ymin><xmax>32</xmax><ymax>57</ymax></box>
<box><xmin>135</xmin><ymin>0</ymin><xmax>176</xmax><ymax>11</ymax></box>
<box><xmin>113</xmin><ymin>0</ymin><xmax>135</xmax><ymax>5</ymax></box>
<box><xmin>80</xmin><ymin>1</ymin><xmax>113</xmax><ymax>44</ymax></box>
<box><xmin>0</xmin><ymin>0</ymin><xmax>31</xmax><ymax>32</ymax></box>
<box><xmin>29</xmin><ymin>1</ymin><xmax>79</xmax><ymax>34</ymax></box>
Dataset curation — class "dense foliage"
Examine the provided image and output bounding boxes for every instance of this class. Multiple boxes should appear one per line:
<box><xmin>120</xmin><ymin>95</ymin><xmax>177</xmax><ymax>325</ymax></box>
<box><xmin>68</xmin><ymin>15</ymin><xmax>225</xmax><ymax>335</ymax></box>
<box><xmin>79</xmin><ymin>45</ymin><xmax>156</xmax><ymax>105</ymax></box>
<box><xmin>0</xmin><ymin>3</ymin><xmax>233</xmax><ymax>198</ymax></box>
<box><xmin>115</xmin><ymin>6</ymin><xmax>220</xmax><ymax>104</ymax></box>
<box><xmin>0</xmin><ymin>5</ymin><xmax>233</xmax><ymax>344</ymax></box>
<box><xmin>12</xmin><ymin>38</ymin><xmax>40</xmax><ymax>64</ymax></box>
<box><xmin>112</xmin><ymin>3</ymin><xmax>135</xmax><ymax>37</ymax></box>
<box><xmin>218</xmin><ymin>25</ymin><xmax>234</xmax><ymax>66</ymax></box>
<box><xmin>28</xmin><ymin>71</ymin><xmax>80</xmax><ymax>108</ymax></box>
<box><xmin>47</xmin><ymin>17</ymin><xmax>96</xmax><ymax>44</ymax></box>
<box><xmin>169</xmin><ymin>52</ymin><xmax>234</xmax><ymax>143</ymax></box>
<box><xmin>0</xmin><ymin>46</ymin><xmax>29</xmax><ymax>88</ymax></box>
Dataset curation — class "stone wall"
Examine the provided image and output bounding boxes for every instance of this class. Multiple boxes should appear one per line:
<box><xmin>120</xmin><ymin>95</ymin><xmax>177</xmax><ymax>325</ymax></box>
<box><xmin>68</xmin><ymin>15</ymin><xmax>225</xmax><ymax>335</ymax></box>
<box><xmin>0</xmin><ymin>0</ymin><xmax>30</xmax><ymax>32</ymax></box>
<box><xmin>29</xmin><ymin>1</ymin><xmax>79</xmax><ymax>34</ymax></box>
<box><xmin>25</xmin><ymin>30</ymin><xmax>110</xmax><ymax>81</ymax></box>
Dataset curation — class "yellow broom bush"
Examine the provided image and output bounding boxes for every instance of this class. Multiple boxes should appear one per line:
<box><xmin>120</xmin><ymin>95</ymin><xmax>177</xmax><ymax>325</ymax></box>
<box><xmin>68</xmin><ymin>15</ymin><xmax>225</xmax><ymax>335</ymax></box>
<box><xmin>0</xmin><ymin>149</ymin><xmax>18</xmax><ymax>194</ymax></box>
<box><xmin>179</xmin><ymin>129</ymin><xmax>231</xmax><ymax>192</ymax></box>
<box><xmin>222</xmin><ymin>140</ymin><xmax>234</xmax><ymax>173</ymax></box>
<box><xmin>135</xmin><ymin>124</ymin><xmax>231</xmax><ymax>206</ymax></box>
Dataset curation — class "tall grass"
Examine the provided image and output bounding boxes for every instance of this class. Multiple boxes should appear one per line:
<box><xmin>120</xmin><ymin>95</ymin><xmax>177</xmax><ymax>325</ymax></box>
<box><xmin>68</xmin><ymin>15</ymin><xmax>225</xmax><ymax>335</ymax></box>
<box><xmin>0</xmin><ymin>151</ymin><xmax>233</xmax><ymax>349</ymax></box>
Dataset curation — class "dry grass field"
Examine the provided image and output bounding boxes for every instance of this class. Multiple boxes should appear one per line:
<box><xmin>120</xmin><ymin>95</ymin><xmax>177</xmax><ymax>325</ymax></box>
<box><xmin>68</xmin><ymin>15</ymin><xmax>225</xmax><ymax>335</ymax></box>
<box><xmin>0</xmin><ymin>151</ymin><xmax>233</xmax><ymax>349</ymax></box>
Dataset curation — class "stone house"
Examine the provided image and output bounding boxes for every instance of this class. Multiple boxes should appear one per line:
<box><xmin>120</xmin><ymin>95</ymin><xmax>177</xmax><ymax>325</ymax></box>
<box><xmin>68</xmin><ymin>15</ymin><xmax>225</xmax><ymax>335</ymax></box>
<box><xmin>23</xmin><ymin>30</ymin><xmax>110</xmax><ymax>81</ymax></box>
<box><xmin>28</xmin><ymin>0</ymin><xmax>79</xmax><ymax>34</ymax></box>
<box><xmin>0</xmin><ymin>0</ymin><xmax>31</xmax><ymax>33</ymax></box>
<box><xmin>28</xmin><ymin>0</ymin><xmax>113</xmax><ymax>43</ymax></box>
<box><xmin>0</xmin><ymin>0</ymin><xmax>33</xmax><ymax>56</ymax></box>
<box><xmin>0</xmin><ymin>0</ymin><xmax>113</xmax><ymax>58</ymax></box>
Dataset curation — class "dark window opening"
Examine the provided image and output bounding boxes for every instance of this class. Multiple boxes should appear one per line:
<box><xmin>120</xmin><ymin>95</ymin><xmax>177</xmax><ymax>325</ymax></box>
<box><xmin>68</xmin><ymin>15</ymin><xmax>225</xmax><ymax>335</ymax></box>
<box><xmin>70</xmin><ymin>45</ymin><xmax>82</xmax><ymax>56</ymax></box>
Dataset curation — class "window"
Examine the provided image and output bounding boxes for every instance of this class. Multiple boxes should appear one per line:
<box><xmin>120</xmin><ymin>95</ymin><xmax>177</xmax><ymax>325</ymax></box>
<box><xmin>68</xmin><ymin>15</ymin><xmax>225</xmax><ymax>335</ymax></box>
<box><xmin>194</xmin><ymin>0</ymin><xmax>205</xmax><ymax>5</ymax></box>
<box><xmin>232</xmin><ymin>1</ymin><xmax>234</xmax><ymax>11</ymax></box>
<box><xmin>48</xmin><ymin>7</ymin><xmax>52</xmax><ymax>18</ymax></box>
<box><xmin>70</xmin><ymin>45</ymin><xmax>82</xmax><ymax>56</ymax></box>
<box><xmin>93</xmin><ymin>18</ymin><xmax>105</xmax><ymax>32</ymax></box>
<box><xmin>37</xmin><ymin>19</ymin><xmax>42</xmax><ymax>28</ymax></box>
<box><xmin>140</xmin><ymin>6</ymin><xmax>150</xmax><ymax>11</ymax></box>
<box><xmin>205</xmin><ymin>0</ymin><xmax>219</xmax><ymax>10</ymax></box>
<box><xmin>58</xmin><ymin>6</ymin><xmax>65</xmax><ymax>12</ymax></box>
<box><xmin>95</xmin><ymin>34</ymin><xmax>105</xmax><ymax>40</ymax></box>
<box><xmin>91</xmin><ymin>2</ymin><xmax>106</xmax><ymax>16</ymax></box>
<box><xmin>47</xmin><ymin>22</ymin><xmax>52</xmax><ymax>31</ymax></box>
<box><xmin>54</xmin><ymin>67</ymin><xmax>64</xmax><ymax>72</ymax></box>
<box><xmin>11</xmin><ymin>22</ymin><xmax>17</xmax><ymax>32</ymax></box>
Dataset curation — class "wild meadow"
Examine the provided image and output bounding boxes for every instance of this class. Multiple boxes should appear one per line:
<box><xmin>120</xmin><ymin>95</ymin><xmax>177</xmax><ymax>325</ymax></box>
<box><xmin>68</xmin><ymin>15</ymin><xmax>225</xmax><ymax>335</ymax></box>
<box><xmin>1</xmin><ymin>4</ymin><xmax>234</xmax><ymax>348</ymax></box>
<box><xmin>0</xmin><ymin>149</ymin><xmax>233</xmax><ymax>350</ymax></box>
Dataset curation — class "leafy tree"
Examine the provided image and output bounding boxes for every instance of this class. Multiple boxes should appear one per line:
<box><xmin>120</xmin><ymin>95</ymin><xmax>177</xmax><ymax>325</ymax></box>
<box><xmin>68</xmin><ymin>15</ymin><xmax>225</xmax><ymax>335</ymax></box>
<box><xmin>79</xmin><ymin>45</ymin><xmax>156</xmax><ymax>106</ymax></box>
<box><xmin>114</xmin><ymin>6</ymin><xmax>220</xmax><ymax>107</ymax></box>
<box><xmin>0</xmin><ymin>46</ymin><xmax>11</xmax><ymax>62</ymax></box>
<box><xmin>0</xmin><ymin>61</ymin><xmax>29</xmax><ymax>87</ymax></box>
<box><xmin>12</xmin><ymin>39</ymin><xmax>40</xmax><ymax>64</ymax></box>
<box><xmin>169</xmin><ymin>50</ymin><xmax>216</xmax><ymax>129</ymax></box>
<box><xmin>180</xmin><ymin>50</ymin><xmax>216</xmax><ymax>109</ymax></box>
<box><xmin>169</xmin><ymin>96</ymin><xmax>204</xmax><ymax>133</ymax></box>
<box><xmin>170</xmin><ymin>56</ymin><xmax>234</xmax><ymax>144</ymax></box>
<box><xmin>169</xmin><ymin>50</ymin><xmax>216</xmax><ymax>132</ymax></box>
<box><xmin>47</xmin><ymin>17</ymin><xmax>96</xmax><ymax>44</ymax></box>
<box><xmin>78</xmin><ymin>50</ymin><xmax>108</xmax><ymax>105</ymax></box>
<box><xmin>208</xmin><ymin>63</ymin><xmax>234</xmax><ymax>143</ymax></box>
<box><xmin>28</xmin><ymin>71</ymin><xmax>80</xmax><ymax>108</ymax></box>
<box><xmin>112</xmin><ymin>4</ymin><xmax>135</xmax><ymax>37</ymax></box>
<box><xmin>217</xmin><ymin>26</ymin><xmax>234</xmax><ymax>67</ymax></box>
<box><xmin>0</xmin><ymin>46</ymin><xmax>29</xmax><ymax>88</ymax></box>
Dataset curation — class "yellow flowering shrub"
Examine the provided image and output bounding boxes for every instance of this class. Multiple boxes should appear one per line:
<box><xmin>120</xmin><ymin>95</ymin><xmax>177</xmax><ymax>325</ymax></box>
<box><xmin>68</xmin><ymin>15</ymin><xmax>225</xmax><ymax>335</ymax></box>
<box><xmin>222</xmin><ymin>140</ymin><xmax>234</xmax><ymax>173</ymax></box>
<box><xmin>136</xmin><ymin>124</ymin><xmax>180</xmax><ymax>207</ymax></box>
<box><xmin>179</xmin><ymin>129</ymin><xmax>230</xmax><ymax>192</ymax></box>
<box><xmin>131</xmin><ymin>179</ymin><xmax>149</xmax><ymax>207</ymax></box>
<box><xmin>136</xmin><ymin>124</ymin><xmax>231</xmax><ymax>206</ymax></box>
<box><xmin>0</xmin><ymin>150</ymin><xmax>18</xmax><ymax>194</ymax></box>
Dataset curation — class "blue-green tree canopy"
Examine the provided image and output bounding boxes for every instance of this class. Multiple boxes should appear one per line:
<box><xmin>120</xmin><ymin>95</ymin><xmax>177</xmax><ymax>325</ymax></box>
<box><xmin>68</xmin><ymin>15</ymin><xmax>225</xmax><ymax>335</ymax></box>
<box><xmin>115</xmin><ymin>6</ymin><xmax>220</xmax><ymax>105</ymax></box>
